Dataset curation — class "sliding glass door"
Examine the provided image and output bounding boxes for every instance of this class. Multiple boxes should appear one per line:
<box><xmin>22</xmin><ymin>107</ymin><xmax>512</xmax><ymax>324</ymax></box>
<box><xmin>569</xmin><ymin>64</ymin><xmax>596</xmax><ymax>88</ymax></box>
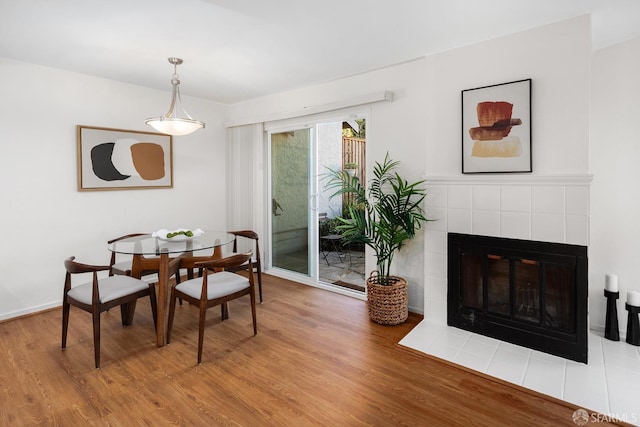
<box><xmin>266</xmin><ymin>112</ymin><xmax>367</xmax><ymax>294</ymax></box>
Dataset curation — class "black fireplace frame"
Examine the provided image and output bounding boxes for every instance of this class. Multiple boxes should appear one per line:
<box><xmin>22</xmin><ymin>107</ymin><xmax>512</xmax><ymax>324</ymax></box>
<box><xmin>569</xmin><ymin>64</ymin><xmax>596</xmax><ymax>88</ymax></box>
<box><xmin>447</xmin><ymin>233</ymin><xmax>588</xmax><ymax>363</ymax></box>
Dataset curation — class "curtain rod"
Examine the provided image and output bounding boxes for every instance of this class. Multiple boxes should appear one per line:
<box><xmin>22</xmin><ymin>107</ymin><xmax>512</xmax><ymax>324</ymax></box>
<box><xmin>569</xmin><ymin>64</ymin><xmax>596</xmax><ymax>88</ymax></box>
<box><xmin>224</xmin><ymin>90</ymin><xmax>393</xmax><ymax>128</ymax></box>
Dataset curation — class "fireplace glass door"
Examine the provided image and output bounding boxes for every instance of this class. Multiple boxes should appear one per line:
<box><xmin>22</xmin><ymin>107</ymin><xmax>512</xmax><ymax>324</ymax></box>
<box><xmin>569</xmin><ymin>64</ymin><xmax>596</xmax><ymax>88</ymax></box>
<box><xmin>514</xmin><ymin>259</ymin><xmax>540</xmax><ymax>323</ymax></box>
<box><xmin>543</xmin><ymin>263</ymin><xmax>576</xmax><ymax>332</ymax></box>
<box><xmin>487</xmin><ymin>255</ymin><xmax>510</xmax><ymax>316</ymax></box>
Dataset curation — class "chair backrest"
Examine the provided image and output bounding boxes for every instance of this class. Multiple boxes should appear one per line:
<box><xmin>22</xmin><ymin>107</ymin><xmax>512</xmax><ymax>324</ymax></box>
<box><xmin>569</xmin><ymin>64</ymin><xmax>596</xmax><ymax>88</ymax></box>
<box><xmin>229</xmin><ymin>230</ymin><xmax>260</xmax><ymax>263</ymax></box>
<box><xmin>106</xmin><ymin>233</ymin><xmax>148</xmax><ymax>246</ymax></box>
<box><xmin>64</xmin><ymin>256</ymin><xmax>111</xmax><ymax>304</ymax></box>
<box><xmin>107</xmin><ymin>233</ymin><xmax>163</xmax><ymax>277</ymax></box>
<box><xmin>107</xmin><ymin>233</ymin><xmax>148</xmax><ymax>274</ymax></box>
<box><xmin>196</xmin><ymin>252</ymin><xmax>253</xmax><ymax>272</ymax></box>
<box><xmin>65</xmin><ymin>256</ymin><xmax>110</xmax><ymax>275</ymax></box>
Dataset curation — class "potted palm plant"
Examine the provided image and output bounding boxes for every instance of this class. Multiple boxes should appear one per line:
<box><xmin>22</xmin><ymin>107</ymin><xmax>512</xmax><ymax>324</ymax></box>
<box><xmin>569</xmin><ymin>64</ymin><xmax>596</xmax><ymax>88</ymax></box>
<box><xmin>324</xmin><ymin>152</ymin><xmax>428</xmax><ymax>325</ymax></box>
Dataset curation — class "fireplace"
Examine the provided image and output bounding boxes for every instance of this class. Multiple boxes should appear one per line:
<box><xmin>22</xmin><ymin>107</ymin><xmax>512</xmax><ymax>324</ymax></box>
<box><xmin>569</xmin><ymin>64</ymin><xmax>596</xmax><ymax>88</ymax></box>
<box><xmin>447</xmin><ymin>233</ymin><xmax>588</xmax><ymax>363</ymax></box>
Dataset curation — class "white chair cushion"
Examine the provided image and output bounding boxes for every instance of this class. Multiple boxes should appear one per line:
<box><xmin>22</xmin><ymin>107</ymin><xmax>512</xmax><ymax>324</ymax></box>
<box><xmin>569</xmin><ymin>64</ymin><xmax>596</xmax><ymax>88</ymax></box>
<box><xmin>110</xmin><ymin>260</ymin><xmax>132</xmax><ymax>273</ymax></box>
<box><xmin>111</xmin><ymin>261</ymin><xmax>158</xmax><ymax>283</ymax></box>
<box><xmin>175</xmin><ymin>271</ymin><xmax>249</xmax><ymax>300</ymax></box>
<box><xmin>67</xmin><ymin>275</ymin><xmax>150</xmax><ymax>305</ymax></box>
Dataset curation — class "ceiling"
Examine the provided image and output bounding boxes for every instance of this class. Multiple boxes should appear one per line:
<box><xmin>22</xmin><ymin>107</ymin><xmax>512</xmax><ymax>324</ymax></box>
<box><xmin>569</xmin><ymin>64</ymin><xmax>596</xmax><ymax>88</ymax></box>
<box><xmin>1</xmin><ymin>0</ymin><xmax>639</xmax><ymax>104</ymax></box>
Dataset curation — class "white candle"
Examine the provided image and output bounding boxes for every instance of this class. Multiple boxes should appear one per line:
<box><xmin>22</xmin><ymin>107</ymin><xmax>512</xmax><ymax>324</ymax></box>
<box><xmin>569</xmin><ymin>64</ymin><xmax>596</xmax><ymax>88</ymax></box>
<box><xmin>628</xmin><ymin>290</ymin><xmax>640</xmax><ymax>307</ymax></box>
<box><xmin>605</xmin><ymin>274</ymin><xmax>618</xmax><ymax>292</ymax></box>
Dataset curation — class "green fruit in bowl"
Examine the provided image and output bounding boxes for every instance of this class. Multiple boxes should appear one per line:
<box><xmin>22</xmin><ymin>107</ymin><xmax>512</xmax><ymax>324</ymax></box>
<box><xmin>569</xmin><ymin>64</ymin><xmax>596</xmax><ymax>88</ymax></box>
<box><xmin>166</xmin><ymin>230</ymin><xmax>193</xmax><ymax>239</ymax></box>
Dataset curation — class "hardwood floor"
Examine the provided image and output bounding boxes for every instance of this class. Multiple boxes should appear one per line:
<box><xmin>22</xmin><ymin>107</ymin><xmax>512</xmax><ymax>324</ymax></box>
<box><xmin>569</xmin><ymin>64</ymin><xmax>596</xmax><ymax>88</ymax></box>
<box><xmin>0</xmin><ymin>274</ymin><xmax>629</xmax><ymax>426</ymax></box>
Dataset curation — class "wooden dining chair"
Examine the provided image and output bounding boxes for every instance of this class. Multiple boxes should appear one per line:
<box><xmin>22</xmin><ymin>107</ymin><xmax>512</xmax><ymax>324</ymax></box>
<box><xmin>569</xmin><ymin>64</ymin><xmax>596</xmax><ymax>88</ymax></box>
<box><xmin>227</xmin><ymin>230</ymin><xmax>263</xmax><ymax>303</ymax></box>
<box><xmin>62</xmin><ymin>256</ymin><xmax>158</xmax><ymax>368</ymax></box>
<box><xmin>167</xmin><ymin>252</ymin><xmax>257</xmax><ymax>364</ymax></box>
<box><xmin>108</xmin><ymin>233</ymin><xmax>159</xmax><ymax>280</ymax></box>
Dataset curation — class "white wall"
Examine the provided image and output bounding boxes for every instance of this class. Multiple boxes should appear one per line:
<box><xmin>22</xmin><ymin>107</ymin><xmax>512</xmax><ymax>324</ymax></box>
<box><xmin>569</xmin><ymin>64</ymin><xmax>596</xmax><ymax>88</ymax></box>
<box><xmin>424</xmin><ymin>15</ymin><xmax>591</xmax><ymax>177</ymax></box>
<box><xmin>0</xmin><ymin>58</ymin><xmax>227</xmax><ymax>320</ymax></box>
<box><xmin>228</xmin><ymin>59</ymin><xmax>429</xmax><ymax>312</ymax></box>
<box><xmin>591</xmin><ymin>37</ymin><xmax>640</xmax><ymax>335</ymax></box>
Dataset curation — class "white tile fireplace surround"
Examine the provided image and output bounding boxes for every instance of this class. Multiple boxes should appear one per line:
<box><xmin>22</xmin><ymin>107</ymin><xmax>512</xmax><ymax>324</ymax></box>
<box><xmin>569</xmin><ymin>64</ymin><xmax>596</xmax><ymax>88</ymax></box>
<box><xmin>422</xmin><ymin>174</ymin><xmax>592</xmax><ymax>327</ymax></box>
<box><xmin>400</xmin><ymin>323</ymin><xmax>640</xmax><ymax>424</ymax></box>
<box><xmin>401</xmin><ymin>174</ymin><xmax>640</xmax><ymax>424</ymax></box>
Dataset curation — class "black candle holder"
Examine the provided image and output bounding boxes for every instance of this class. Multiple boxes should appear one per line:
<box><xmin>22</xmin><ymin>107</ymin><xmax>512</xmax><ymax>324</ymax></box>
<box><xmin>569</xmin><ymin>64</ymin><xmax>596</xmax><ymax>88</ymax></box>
<box><xmin>625</xmin><ymin>303</ymin><xmax>640</xmax><ymax>346</ymax></box>
<box><xmin>604</xmin><ymin>289</ymin><xmax>620</xmax><ymax>341</ymax></box>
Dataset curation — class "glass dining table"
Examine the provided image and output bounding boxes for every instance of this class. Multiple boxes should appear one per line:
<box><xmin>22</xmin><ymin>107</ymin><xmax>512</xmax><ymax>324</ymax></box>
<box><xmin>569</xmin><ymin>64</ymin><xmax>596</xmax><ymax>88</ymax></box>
<box><xmin>108</xmin><ymin>231</ymin><xmax>235</xmax><ymax>346</ymax></box>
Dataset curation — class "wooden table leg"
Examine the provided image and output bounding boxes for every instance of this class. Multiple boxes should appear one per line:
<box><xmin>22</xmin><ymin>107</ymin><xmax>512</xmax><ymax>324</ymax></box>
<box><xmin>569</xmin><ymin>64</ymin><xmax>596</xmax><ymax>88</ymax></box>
<box><xmin>156</xmin><ymin>252</ymin><xmax>170</xmax><ymax>347</ymax></box>
<box><xmin>131</xmin><ymin>253</ymin><xmax>167</xmax><ymax>347</ymax></box>
<box><xmin>213</xmin><ymin>244</ymin><xmax>222</xmax><ymax>261</ymax></box>
<box><xmin>129</xmin><ymin>246</ymin><xmax>223</xmax><ymax>347</ymax></box>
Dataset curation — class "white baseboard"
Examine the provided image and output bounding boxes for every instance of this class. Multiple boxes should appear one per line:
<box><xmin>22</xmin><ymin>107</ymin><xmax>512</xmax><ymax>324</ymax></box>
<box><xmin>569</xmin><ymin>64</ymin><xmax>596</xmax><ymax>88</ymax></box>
<box><xmin>0</xmin><ymin>301</ymin><xmax>61</xmax><ymax>322</ymax></box>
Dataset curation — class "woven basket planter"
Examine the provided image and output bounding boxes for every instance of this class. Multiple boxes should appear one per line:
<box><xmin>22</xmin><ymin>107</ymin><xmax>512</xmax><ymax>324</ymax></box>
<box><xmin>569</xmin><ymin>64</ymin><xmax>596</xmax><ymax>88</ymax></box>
<box><xmin>366</xmin><ymin>272</ymin><xmax>408</xmax><ymax>325</ymax></box>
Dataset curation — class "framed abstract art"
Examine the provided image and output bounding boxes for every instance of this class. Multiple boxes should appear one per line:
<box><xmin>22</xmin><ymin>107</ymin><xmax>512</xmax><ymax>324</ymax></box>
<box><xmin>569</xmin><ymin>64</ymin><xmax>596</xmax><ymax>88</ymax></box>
<box><xmin>77</xmin><ymin>125</ymin><xmax>173</xmax><ymax>191</ymax></box>
<box><xmin>462</xmin><ymin>79</ymin><xmax>532</xmax><ymax>174</ymax></box>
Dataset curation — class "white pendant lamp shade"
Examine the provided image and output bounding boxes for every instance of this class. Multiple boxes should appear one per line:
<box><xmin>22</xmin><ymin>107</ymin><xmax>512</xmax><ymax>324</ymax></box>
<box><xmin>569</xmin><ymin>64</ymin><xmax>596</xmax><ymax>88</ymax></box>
<box><xmin>145</xmin><ymin>57</ymin><xmax>205</xmax><ymax>136</ymax></box>
<box><xmin>146</xmin><ymin>116</ymin><xmax>204</xmax><ymax>136</ymax></box>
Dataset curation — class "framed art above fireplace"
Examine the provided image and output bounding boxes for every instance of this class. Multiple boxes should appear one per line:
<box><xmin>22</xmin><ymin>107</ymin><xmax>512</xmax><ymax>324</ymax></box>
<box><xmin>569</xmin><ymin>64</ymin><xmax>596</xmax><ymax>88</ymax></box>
<box><xmin>462</xmin><ymin>79</ymin><xmax>532</xmax><ymax>174</ymax></box>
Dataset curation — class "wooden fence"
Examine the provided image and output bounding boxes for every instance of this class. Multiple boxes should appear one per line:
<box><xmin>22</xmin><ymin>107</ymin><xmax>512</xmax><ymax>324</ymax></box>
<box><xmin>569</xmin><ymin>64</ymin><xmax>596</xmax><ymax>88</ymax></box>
<box><xmin>342</xmin><ymin>137</ymin><xmax>366</xmax><ymax>210</ymax></box>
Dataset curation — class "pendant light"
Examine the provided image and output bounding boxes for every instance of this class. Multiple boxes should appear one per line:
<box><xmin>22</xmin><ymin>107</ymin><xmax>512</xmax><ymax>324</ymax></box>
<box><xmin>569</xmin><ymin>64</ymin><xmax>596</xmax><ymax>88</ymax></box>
<box><xmin>145</xmin><ymin>57</ymin><xmax>205</xmax><ymax>136</ymax></box>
